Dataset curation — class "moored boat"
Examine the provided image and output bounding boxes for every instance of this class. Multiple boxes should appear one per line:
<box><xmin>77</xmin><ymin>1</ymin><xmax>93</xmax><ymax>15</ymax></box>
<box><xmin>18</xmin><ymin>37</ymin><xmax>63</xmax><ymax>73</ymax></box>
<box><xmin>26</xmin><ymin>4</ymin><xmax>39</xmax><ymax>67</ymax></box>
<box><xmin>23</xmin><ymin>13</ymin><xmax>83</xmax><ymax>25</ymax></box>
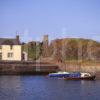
<box><xmin>48</xmin><ymin>71</ymin><xmax>70</xmax><ymax>78</ymax></box>
<box><xmin>48</xmin><ymin>72</ymin><xmax>96</xmax><ymax>80</ymax></box>
<box><xmin>64</xmin><ymin>73</ymin><xmax>96</xmax><ymax>80</ymax></box>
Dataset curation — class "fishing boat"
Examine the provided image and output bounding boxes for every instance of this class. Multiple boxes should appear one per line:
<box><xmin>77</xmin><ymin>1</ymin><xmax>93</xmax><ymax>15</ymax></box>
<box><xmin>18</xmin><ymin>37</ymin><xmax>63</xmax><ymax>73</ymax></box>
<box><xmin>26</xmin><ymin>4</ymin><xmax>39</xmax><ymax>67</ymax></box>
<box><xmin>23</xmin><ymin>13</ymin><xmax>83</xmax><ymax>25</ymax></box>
<box><xmin>48</xmin><ymin>72</ymin><xmax>96</xmax><ymax>80</ymax></box>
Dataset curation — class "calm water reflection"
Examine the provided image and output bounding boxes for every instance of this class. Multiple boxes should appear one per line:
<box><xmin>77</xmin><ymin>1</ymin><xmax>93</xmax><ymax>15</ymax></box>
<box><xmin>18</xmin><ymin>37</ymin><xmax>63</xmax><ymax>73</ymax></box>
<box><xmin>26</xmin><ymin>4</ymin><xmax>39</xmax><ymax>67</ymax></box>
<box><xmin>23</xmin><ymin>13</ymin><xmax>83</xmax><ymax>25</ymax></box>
<box><xmin>0</xmin><ymin>76</ymin><xmax>100</xmax><ymax>100</ymax></box>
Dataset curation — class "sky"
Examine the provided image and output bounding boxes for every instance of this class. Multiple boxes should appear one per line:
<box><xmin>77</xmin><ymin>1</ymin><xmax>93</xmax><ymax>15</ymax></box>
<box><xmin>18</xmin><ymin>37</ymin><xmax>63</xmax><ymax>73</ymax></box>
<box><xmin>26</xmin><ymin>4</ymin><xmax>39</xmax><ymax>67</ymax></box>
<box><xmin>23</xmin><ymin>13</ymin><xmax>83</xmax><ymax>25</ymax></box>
<box><xmin>0</xmin><ymin>0</ymin><xmax>100</xmax><ymax>42</ymax></box>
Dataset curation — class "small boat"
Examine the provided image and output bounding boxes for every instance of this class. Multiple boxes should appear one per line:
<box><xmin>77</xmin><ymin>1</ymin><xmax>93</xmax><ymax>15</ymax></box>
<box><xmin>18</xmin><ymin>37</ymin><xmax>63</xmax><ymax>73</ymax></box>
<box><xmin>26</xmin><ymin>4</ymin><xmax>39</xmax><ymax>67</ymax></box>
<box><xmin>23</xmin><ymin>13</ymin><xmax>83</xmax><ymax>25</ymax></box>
<box><xmin>64</xmin><ymin>73</ymin><xmax>96</xmax><ymax>80</ymax></box>
<box><xmin>48</xmin><ymin>71</ymin><xmax>70</xmax><ymax>78</ymax></box>
<box><xmin>48</xmin><ymin>72</ymin><xmax>96</xmax><ymax>80</ymax></box>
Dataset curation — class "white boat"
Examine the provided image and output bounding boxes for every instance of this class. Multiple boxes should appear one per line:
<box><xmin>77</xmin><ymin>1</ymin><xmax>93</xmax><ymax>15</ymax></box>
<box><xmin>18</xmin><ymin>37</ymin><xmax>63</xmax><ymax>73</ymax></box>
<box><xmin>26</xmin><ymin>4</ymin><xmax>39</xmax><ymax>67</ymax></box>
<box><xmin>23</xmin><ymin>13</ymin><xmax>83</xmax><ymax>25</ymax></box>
<box><xmin>48</xmin><ymin>71</ymin><xmax>70</xmax><ymax>77</ymax></box>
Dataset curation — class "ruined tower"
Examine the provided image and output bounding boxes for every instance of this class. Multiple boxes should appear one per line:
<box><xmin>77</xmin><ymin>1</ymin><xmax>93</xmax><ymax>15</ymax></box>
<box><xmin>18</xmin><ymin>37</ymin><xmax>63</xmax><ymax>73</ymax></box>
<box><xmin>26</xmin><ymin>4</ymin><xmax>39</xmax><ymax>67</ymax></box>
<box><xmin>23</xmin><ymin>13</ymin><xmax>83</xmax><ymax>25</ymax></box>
<box><xmin>43</xmin><ymin>35</ymin><xmax>48</xmax><ymax>45</ymax></box>
<box><xmin>42</xmin><ymin>35</ymin><xmax>49</xmax><ymax>57</ymax></box>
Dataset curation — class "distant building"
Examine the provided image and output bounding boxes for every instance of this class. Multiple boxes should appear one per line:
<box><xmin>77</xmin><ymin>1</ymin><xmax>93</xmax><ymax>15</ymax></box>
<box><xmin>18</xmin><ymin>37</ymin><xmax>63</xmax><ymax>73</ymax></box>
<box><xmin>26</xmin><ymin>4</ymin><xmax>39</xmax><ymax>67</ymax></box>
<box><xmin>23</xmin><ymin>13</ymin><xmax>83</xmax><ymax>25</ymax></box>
<box><xmin>0</xmin><ymin>35</ymin><xmax>22</xmax><ymax>61</ymax></box>
<box><xmin>43</xmin><ymin>35</ymin><xmax>48</xmax><ymax>44</ymax></box>
<box><xmin>42</xmin><ymin>35</ymin><xmax>49</xmax><ymax>57</ymax></box>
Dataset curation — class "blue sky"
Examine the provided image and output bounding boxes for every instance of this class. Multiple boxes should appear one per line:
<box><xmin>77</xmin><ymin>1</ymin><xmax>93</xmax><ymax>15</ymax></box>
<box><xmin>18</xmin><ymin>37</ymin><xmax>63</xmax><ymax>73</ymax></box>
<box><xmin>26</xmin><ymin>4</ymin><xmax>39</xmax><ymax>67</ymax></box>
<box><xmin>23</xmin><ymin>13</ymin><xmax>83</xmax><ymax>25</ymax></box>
<box><xmin>0</xmin><ymin>0</ymin><xmax>100</xmax><ymax>42</ymax></box>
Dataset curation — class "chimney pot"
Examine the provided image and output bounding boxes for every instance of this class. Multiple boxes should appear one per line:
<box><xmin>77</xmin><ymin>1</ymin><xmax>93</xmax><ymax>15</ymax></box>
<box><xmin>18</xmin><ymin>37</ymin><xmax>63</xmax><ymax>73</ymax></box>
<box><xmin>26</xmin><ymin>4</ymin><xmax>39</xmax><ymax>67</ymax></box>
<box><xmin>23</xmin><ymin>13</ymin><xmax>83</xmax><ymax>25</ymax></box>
<box><xmin>16</xmin><ymin>35</ymin><xmax>20</xmax><ymax>44</ymax></box>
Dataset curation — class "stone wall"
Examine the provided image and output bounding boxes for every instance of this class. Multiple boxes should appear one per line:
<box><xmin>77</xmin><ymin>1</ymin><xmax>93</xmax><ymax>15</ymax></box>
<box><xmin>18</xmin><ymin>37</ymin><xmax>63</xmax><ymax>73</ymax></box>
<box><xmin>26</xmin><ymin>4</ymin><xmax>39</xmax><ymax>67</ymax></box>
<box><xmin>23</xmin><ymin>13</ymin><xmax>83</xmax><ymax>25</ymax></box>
<box><xmin>0</xmin><ymin>61</ymin><xmax>100</xmax><ymax>75</ymax></box>
<box><xmin>0</xmin><ymin>61</ymin><xmax>58</xmax><ymax>75</ymax></box>
<box><xmin>58</xmin><ymin>62</ymin><xmax>100</xmax><ymax>73</ymax></box>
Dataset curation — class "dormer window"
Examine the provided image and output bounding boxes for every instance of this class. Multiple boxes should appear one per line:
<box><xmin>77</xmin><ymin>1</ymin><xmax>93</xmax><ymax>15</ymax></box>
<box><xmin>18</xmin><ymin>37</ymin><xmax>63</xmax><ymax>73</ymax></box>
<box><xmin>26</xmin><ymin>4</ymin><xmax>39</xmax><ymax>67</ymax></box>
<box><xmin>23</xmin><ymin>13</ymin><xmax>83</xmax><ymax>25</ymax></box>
<box><xmin>10</xmin><ymin>45</ymin><xmax>13</xmax><ymax>50</ymax></box>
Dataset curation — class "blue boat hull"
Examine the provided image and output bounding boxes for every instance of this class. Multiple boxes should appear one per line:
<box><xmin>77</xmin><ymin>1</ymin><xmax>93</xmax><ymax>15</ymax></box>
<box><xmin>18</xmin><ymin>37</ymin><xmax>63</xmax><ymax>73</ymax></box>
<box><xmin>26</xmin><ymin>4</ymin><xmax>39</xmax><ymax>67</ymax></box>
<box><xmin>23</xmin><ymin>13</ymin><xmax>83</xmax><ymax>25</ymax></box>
<box><xmin>49</xmin><ymin>74</ymin><xmax>70</xmax><ymax>78</ymax></box>
<box><xmin>48</xmin><ymin>72</ymin><xmax>96</xmax><ymax>80</ymax></box>
<box><xmin>49</xmin><ymin>72</ymin><xmax>81</xmax><ymax>78</ymax></box>
<box><xmin>64</xmin><ymin>76</ymin><xmax>96</xmax><ymax>80</ymax></box>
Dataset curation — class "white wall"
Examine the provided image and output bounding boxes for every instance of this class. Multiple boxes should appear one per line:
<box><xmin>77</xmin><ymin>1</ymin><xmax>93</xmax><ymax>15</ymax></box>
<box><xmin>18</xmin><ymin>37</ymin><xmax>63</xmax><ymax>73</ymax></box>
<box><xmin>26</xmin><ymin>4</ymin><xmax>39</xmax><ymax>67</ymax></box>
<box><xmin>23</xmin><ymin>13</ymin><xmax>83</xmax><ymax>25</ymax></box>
<box><xmin>0</xmin><ymin>45</ymin><xmax>22</xmax><ymax>61</ymax></box>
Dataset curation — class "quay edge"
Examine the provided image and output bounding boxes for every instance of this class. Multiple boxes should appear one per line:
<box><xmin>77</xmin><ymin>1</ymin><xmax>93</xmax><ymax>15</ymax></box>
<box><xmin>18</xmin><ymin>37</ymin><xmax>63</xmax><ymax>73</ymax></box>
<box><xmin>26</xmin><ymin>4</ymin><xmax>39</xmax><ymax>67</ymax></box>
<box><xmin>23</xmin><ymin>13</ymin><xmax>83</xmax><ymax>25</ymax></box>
<box><xmin>0</xmin><ymin>61</ymin><xmax>59</xmax><ymax>75</ymax></box>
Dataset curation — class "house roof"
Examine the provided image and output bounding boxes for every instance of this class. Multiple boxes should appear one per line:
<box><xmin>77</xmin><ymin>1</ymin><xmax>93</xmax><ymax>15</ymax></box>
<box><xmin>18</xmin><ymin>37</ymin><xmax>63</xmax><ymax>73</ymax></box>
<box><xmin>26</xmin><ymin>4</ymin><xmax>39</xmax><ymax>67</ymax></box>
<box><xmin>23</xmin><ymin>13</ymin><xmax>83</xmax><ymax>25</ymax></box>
<box><xmin>0</xmin><ymin>38</ymin><xmax>20</xmax><ymax>45</ymax></box>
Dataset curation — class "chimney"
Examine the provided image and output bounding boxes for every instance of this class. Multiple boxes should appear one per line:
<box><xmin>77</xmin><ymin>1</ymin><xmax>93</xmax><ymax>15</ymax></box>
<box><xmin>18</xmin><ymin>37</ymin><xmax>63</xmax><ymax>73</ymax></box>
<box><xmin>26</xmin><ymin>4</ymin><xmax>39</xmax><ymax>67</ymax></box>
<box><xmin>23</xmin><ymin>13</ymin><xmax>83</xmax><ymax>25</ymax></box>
<box><xmin>16</xmin><ymin>35</ymin><xmax>20</xmax><ymax>44</ymax></box>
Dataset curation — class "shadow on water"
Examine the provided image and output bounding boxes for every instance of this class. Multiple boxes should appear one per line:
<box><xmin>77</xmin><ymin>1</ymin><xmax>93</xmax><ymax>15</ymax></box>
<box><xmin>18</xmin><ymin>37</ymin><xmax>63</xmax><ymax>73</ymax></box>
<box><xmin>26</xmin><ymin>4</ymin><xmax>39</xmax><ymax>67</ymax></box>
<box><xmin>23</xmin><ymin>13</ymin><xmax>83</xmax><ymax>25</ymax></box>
<box><xmin>0</xmin><ymin>76</ymin><xmax>100</xmax><ymax>100</ymax></box>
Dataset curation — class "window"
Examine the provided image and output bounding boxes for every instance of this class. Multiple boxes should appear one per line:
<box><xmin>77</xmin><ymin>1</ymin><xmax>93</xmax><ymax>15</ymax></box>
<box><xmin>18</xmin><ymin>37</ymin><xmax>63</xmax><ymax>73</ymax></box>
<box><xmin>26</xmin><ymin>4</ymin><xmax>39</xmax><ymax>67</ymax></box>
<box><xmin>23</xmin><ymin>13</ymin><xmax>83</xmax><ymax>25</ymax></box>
<box><xmin>8</xmin><ymin>53</ymin><xmax>13</xmax><ymax>58</ymax></box>
<box><xmin>0</xmin><ymin>53</ymin><xmax>2</xmax><ymax>60</ymax></box>
<box><xmin>0</xmin><ymin>46</ymin><xmax>2</xmax><ymax>49</ymax></box>
<box><xmin>10</xmin><ymin>45</ymin><xmax>13</xmax><ymax>50</ymax></box>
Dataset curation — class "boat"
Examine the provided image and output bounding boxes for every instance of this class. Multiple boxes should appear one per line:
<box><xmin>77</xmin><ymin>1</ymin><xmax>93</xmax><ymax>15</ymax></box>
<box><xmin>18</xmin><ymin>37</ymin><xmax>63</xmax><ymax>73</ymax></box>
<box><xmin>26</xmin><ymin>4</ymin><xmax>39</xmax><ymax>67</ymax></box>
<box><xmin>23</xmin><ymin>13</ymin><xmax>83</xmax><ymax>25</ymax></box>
<box><xmin>48</xmin><ymin>72</ymin><xmax>96</xmax><ymax>80</ymax></box>
<box><xmin>48</xmin><ymin>71</ymin><xmax>70</xmax><ymax>78</ymax></box>
<box><xmin>63</xmin><ymin>72</ymin><xmax>96</xmax><ymax>80</ymax></box>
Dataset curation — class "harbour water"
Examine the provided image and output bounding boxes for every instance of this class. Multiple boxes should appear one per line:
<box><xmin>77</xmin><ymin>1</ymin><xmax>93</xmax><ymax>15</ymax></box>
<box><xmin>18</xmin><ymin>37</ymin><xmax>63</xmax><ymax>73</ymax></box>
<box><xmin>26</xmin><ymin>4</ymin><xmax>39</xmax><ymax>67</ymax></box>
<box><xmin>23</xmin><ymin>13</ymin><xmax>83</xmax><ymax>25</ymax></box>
<box><xmin>0</xmin><ymin>76</ymin><xmax>100</xmax><ymax>100</ymax></box>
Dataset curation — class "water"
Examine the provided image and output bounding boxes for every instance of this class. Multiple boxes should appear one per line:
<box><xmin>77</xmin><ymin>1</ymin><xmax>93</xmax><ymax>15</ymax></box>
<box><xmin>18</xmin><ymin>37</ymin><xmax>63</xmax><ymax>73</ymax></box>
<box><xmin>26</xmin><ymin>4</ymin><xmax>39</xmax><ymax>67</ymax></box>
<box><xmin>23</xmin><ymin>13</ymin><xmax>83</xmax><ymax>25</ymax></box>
<box><xmin>0</xmin><ymin>76</ymin><xmax>100</xmax><ymax>100</ymax></box>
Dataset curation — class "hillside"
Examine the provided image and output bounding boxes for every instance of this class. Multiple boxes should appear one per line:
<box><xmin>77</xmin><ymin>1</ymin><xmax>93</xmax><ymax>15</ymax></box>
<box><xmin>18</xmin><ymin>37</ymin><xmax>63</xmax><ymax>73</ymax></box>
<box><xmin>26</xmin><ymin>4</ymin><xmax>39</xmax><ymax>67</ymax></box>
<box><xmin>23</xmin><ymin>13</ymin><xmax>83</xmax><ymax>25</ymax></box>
<box><xmin>22</xmin><ymin>38</ymin><xmax>100</xmax><ymax>62</ymax></box>
<box><xmin>49</xmin><ymin>38</ymin><xmax>100</xmax><ymax>62</ymax></box>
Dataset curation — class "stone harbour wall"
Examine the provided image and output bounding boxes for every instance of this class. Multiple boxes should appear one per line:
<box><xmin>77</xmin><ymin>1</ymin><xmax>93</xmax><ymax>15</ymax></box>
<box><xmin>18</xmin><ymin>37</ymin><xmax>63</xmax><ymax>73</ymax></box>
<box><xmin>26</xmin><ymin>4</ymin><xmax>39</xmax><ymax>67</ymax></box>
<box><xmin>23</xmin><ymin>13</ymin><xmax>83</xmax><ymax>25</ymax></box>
<box><xmin>0</xmin><ymin>61</ymin><xmax>58</xmax><ymax>75</ymax></box>
<box><xmin>58</xmin><ymin>62</ymin><xmax>100</xmax><ymax>73</ymax></box>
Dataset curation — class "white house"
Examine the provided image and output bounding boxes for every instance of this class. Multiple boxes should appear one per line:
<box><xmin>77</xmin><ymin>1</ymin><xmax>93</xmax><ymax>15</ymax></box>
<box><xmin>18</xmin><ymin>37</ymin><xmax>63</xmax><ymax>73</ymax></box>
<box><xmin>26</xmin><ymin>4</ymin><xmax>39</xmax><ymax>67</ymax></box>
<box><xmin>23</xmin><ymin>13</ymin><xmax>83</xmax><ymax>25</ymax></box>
<box><xmin>0</xmin><ymin>35</ymin><xmax>22</xmax><ymax>61</ymax></box>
